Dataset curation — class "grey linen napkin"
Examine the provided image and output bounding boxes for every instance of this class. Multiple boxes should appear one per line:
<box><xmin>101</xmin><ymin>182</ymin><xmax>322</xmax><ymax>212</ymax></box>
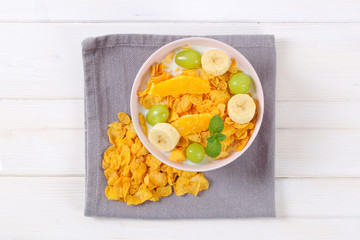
<box><xmin>82</xmin><ymin>34</ymin><xmax>276</xmax><ymax>218</ymax></box>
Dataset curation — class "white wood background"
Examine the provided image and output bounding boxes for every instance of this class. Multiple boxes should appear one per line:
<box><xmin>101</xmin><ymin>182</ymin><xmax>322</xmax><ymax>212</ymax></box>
<box><xmin>1</xmin><ymin>1</ymin><xmax>360</xmax><ymax>239</ymax></box>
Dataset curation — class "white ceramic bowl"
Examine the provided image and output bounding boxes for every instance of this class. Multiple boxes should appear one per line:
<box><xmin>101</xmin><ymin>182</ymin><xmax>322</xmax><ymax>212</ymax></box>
<box><xmin>130</xmin><ymin>37</ymin><xmax>264</xmax><ymax>172</ymax></box>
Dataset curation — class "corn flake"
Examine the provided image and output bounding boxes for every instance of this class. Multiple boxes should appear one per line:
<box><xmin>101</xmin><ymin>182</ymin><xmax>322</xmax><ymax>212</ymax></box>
<box><xmin>180</xmin><ymin>45</ymin><xmax>192</xmax><ymax>49</ymax></box>
<box><xmin>169</xmin><ymin>147</ymin><xmax>186</xmax><ymax>162</ymax></box>
<box><xmin>235</xmin><ymin>136</ymin><xmax>250</xmax><ymax>152</ymax></box>
<box><xmin>156</xmin><ymin>185</ymin><xmax>172</xmax><ymax>197</ymax></box>
<box><xmin>140</xmin><ymin>94</ymin><xmax>162</xmax><ymax>109</ymax></box>
<box><xmin>139</xmin><ymin>113</ymin><xmax>147</xmax><ymax>136</ymax></box>
<box><xmin>167</xmin><ymin>110</ymin><xmax>179</xmax><ymax>122</ymax></box>
<box><xmin>118</xmin><ymin>112</ymin><xmax>131</xmax><ymax>124</ymax></box>
<box><xmin>149</xmin><ymin>171</ymin><xmax>167</xmax><ymax>187</ymax></box>
<box><xmin>163</xmin><ymin>51</ymin><xmax>175</xmax><ymax>64</ymax></box>
<box><xmin>214</xmin><ymin>151</ymin><xmax>230</xmax><ymax>160</ymax></box>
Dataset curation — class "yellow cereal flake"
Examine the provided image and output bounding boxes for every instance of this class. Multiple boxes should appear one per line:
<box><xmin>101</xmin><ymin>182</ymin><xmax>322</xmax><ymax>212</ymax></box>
<box><xmin>235</xmin><ymin>134</ymin><xmax>249</xmax><ymax>151</ymax></box>
<box><xmin>235</xmin><ymin>129</ymin><xmax>248</xmax><ymax>139</ymax></box>
<box><xmin>107</xmin><ymin>127</ymin><xmax>124</xmax><ymax>145</ymax></box>
<box><xmin>225</xmin><ymin>117</ymin><xmax>234</xmax><ymax>125</ymax></box>
<box><xmin>177</xmin><ymin>136</ymin><xmax>189</xmax><ymax>148</ymax></box>
<box><xmin>167</xmin><ymin>110</ymin><xmax>179</xmax><ymax>123</ymax></box>
<box><xmin>149</xmin><ymin>171</ymin><xmax>167</xmax><ymax>187</ymax></box>
<box><xmin>185</xmin><ymin>182</ymin><xmax>201</xmax><ymax>196</ymax></box>
<box><xmin>228</xmin><ymin>58</ymin><xmax>240</xmax><ymax>74</ymax></box>
<box><xmin>138</xmin><ymin>113</ymin><xmax>147</xmax><ymax>136</ymax></box>
<box><xmin>217</xmin><ymin>71</ymin><xmax>231</xmax><ymax>82</ymax></box>
<box><xmin>105</xmin><ymin>186</ymin><xmax>120</xmax><ymax>200</ymax></box>
<box><xmin>200</xmin><ymin>67</ymin><xmax>215</xmax><ymax>80</ymax></box>
<box><xmin>156</xmin><ymin>62</ymin><xmax>165</xmax><ymax>74</ymax></box>
<box><xmin>180</xmin><ymin>45</ymin><xmax>192</xmax><ymax>49</ymax></box>
<box><xmin>200</xmin><ymin>131</ymin><xmax>211</xmax><ymax>147</ymax></box>
<box><xmin>214</xmin><ymin>151</ymin><xmax>230</xmax><ymax>160</ymax></box>
<box><xmin>218</xmin><ymin>81</ymin><xmax>227</xmax><ymax>91</ymax></box>
<box><xmin>186</xmin><ymin>133</ymin><xmax>201</xmax><ymax>143</ymax></box>
<box><xmin>140</xmin><ymin>94</ymin><xmax>162</xmax><ymax>109</ymax></box>
<box><xmin>217</xmin><ymin>103</ymin><xmax>226</xmax><ymax>117</ymax></box>
<box><xmin>190</xmin><ymin>94</ymin><xmax>203</xmax><ymax>106</ymax></box>
<box><xmin>181</xmin><ymin>69</ymin><xmax>199</xmax><ymax>77</ymax></box>
<box><xmin>169</xmin><ymin>147</ymin><xmax>186</xmax><ymax>162</ymax></box>
<box><xmin>148</xmin><ymin>72</ymin><xmax>173</xmax><ymax>87</ymax></box>
<box><xmin>210</xmin><ymin>107</ymin><xmax>220</xmax><ymax>116</ymax></box>
<box><xmin>221</xmin><ymin>134</ymin><xmax>234</xmax><ymax>150</ymax></box>
<box><xmin>118</xmin><ymin>112</ymin><xmax>131</xmax><ymax>124</ymax></box>
<box><xmin>163</xmin><ymin>51</ymin><xmax>175</xmax><ymax>64</ymax></box>
<box><xmin>173</xmin><ymin>94</ymin><xmax>192</xmax><ymax>114</ymax></box>
<box><xmin>156</xmin><ymin>185</ymin><xmax>172</xmax><ymax>197</ymax></box>
<box><xmin>210</xmin><ymin>90</ymin><xmax>231</xmax><ymax>106</ymax></box>
<box><xmin>190</xmin><ymin>173</ymin><xmax>209</xmax><ymax>191</ymax></box>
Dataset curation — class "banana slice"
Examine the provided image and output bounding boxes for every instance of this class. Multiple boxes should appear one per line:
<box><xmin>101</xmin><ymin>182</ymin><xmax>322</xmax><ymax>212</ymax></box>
<box><xmin>148</xmin><ymin>123</ymin><xmax>180</xmax><ymax>152</ymax></box>
<box><xmin>227</xmin><ymin>94</ymin><xmax>256</xmax><ymax>124</ymax></box>
<box><xmin>201</xmin><ymin>49</ymin><xmax>231</xmax><ymax>76</ymax></box>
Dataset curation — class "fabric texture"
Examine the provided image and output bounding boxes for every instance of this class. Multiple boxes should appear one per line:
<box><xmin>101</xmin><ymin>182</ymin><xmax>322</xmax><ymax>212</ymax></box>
<box><xmin>82</xmin><ymin>34</ymin><xmax>276</xmax><ymax>218</ymax></box>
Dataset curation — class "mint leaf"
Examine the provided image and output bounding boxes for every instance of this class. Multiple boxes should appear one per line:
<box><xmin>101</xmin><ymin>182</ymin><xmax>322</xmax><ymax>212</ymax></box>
<box><xmin>207</xmin><ymin>115</ymin><xmax>225</xmax><ymax>158</ymax></box>
<box><xmin>206</xmin><ymin>140</ymin><xmax>222</xmax><ymax>158</ymax></box>
<box><xmin>215</xmin><ymin>133</ymin><xmax>226</xmax><ymax>142</ymax></box>
<box><xmin>207</xmin><ymin>135</ymin><xmax>216</xmax><ymax>143</ymax></box>
<box><xmin>209</xmin><ymin>115</ymin><xmax>224</xmax><ymax>134</ymax></box>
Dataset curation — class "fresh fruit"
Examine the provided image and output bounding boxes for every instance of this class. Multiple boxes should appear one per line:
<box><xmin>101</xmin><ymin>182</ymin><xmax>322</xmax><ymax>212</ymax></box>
<box><xmin>146</xmin><ymin>105</ymin><xmax>169</xmax><ymax>126</ymax></box>
<box><xmin>201</xmin><ymin>49</ymin><xmax>231</xmax><ymax>76</ymax></box>
<box><xmin>171</xmin><ymin>113</ymin><xmax>213</xmax><ymax>136</ymax></box>
<box><xmin>227</xmin><ymin>94</ymin><xmax>256</xmax><ymax>124</ymax></box>
<box><xmin>186</xmin><ymin>143</ymin><xmax>205</xmax><ymax>163</ymax></box>
<box><xmin>175</xmin><ymin>49</ymin><xmax>201</xmax><ymax>69</ymax></box>
<box><xmin>148</xmin><ymin>123</ymin><xmax>180</xmax><ymax>152</ymax></box>
<box><xmin>228</xmin><ymin>72</ymin><xmax>251</xmax><ymax>94</ymax></box>
<box><xmin>149</xmin><ymin>75</ymin><xmax>210</xmax><ymax>97</ymax></box>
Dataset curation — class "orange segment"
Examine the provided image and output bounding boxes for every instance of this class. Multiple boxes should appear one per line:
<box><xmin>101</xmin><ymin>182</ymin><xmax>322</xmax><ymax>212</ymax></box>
<box><xmin>171</xmin><ymin>113</ymin><xmax>213</xmax><ymax>136</ymax></box>
<box><xmin>149</xmin><ymin>75</ymin><xmax>210</xmax><ymax>97</ymax></box>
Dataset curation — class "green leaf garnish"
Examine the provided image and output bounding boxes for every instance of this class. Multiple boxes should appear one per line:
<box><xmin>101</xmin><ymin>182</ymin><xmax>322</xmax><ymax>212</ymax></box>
<box><xmin>205</xmin><ymin>140</ymin><xmax>222</xmax><ymax>158</ymax></box>
<box><xmin>206</xmin><ymin>115</ymin><xmax>226</xmax><ymax>158</ymax></box>
<box><xmin>208</xmin><ymin>115</ymin><xmax>224</xmax><ymax>134</ymax></box>
<box><xmin>207</xmin><ymin>135</ymin><xmax>216</xmax><ymax>143</ymax></box>
<box><xmin>215</xmin><ymin>133</ymin><xmax>226</xmax><ymax>142</ymax></box>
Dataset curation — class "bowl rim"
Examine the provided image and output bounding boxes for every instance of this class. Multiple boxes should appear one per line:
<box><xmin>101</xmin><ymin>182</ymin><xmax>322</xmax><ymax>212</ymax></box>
<box><xmin>130</xmin><ymin>37</ymin><xmax>264</xmax><ymax>172</ymax></box>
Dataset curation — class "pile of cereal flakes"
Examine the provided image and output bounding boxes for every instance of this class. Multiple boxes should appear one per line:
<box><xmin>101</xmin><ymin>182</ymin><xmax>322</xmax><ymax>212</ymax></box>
<box><xmin>102</xmin><ymin>112</ymin><xmax>209</xmax><ymax>205</ymax></box>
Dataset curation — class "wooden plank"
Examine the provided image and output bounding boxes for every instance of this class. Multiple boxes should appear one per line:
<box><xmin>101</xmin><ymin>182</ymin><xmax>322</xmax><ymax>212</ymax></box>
<box><xmin>0</xmin><ymin>129</ymin><xmax>359</xmax><ymax>176</ymax></box>
<box><xmin>0</xmin><ymin>129</ymin><xmax>85</xmax><ymax>175</ymax></box>
<box><xmin>275</xmin><ymin>178</ymin><xmax>360</xmax><ymax>217</ymax></box>
<box><xmin>1</xmin><ymin>100</ymin><xmax>360</xmax><ymax>130</ymax></box>
<box><xmin>0</xmin><ymin>23</ymin><xmax>359</xmax><ymax>101</ymax></box>
<box><xmin>0</xmin><ymin>177</ymin><xmax>359</xmax><ymax>239</ymax></box>
<box><xmin>276</xmin><ymin>102</ymin><xmax>360</xmax><ymax>129</ymax></box>
<box><xmin>0</xmin><ymin>100</ymin><xmax>84</xmax><ymax>129</ymax></box>
<box><xmin>276</xmin><ymin>129</ymin><xmax>360</xmax><ymax>177</ymax></box>
<box><xmin>1</xmin><ymin>0</ymin><xmax>360</xmax><ymax>22</ymax></box>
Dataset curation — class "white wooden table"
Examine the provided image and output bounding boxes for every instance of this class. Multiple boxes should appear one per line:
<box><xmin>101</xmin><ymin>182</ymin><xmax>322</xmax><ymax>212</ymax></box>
<box><xmin>1</xmin><ymin>1</ymin><xmax>360</xmax><ymax>239</ymax></box>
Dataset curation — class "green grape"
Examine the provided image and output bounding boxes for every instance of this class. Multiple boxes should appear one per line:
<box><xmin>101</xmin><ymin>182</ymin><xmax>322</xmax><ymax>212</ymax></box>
<box><xmin>175</xmin><ymin>49</ymin><xmax>201</xmax><ymax>69</ymax></box>
<box><xmin>146</xmin><ymin>105</ymin><xmax>169</xmax><ymax>126</ymax></box>
<box><xmin>228</xmin><ymin>72</ymin><xmax>251</xmax><ymax>94</ymax></box>
<box><xmin>186</xmin><ymin>143</ymin><xmax>205</xmax><ymax>163</ymax></box>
